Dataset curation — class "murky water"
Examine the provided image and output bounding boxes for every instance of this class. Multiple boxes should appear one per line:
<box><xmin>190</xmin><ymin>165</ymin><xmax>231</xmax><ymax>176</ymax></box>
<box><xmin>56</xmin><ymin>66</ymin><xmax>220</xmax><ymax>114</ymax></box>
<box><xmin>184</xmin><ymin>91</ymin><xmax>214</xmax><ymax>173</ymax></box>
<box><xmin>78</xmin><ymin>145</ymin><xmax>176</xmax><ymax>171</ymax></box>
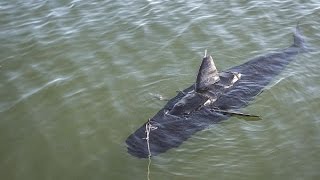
<box><xmin>1</xmin><ymin>1</ymin><xmax>320</xmax><ymax>180</ymax></box>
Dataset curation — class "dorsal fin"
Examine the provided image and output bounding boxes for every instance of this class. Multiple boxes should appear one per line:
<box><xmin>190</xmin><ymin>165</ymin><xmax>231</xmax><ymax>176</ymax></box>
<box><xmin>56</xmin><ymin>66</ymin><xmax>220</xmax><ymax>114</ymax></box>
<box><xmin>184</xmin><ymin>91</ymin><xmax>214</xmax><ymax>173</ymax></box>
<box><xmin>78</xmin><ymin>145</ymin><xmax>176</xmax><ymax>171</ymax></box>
<box><xmin>195</xmin><ymin>52</ymin><xmax>220</xmax><ymax>92</ymax></box>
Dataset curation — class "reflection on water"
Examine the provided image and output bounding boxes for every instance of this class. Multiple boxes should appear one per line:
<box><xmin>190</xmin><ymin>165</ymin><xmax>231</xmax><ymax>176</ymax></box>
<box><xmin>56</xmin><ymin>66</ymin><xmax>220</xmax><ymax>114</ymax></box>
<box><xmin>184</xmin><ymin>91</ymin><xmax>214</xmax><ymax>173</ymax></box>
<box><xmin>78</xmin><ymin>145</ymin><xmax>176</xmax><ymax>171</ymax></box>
<box><xmin>1</xmin><ymin>0</ymin><xmax>320</xmax><ymax>180</ymax></box>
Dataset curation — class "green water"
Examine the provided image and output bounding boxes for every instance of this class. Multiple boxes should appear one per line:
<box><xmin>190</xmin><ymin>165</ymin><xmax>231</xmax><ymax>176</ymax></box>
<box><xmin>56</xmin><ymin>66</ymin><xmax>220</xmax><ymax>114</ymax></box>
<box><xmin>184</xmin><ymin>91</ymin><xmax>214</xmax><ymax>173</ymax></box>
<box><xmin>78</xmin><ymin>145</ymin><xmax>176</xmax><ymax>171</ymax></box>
<box><xmin>1</xmin><ymin>1</ymin><xmax>320</xmax><ymax>180</ymax></box>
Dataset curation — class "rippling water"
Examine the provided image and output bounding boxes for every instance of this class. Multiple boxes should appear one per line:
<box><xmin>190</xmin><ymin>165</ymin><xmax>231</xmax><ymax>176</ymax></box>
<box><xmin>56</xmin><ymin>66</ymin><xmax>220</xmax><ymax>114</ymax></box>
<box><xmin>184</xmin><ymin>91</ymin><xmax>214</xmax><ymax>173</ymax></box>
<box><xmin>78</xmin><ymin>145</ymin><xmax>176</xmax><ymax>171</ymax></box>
<box><xmin>1</xmin><ymin>1</ymin><xmax>320</xmax><ymax>180</ymax></box>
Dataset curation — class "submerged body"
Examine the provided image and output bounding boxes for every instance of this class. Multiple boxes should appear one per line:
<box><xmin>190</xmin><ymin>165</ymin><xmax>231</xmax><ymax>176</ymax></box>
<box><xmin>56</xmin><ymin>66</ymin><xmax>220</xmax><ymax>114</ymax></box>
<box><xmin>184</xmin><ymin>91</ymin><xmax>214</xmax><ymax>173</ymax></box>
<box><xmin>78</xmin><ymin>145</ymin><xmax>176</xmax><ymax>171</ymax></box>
<box><xmin>126</xmin><ymin>26</ymin><xmax>307</xmax><ymax>158</ymax></box>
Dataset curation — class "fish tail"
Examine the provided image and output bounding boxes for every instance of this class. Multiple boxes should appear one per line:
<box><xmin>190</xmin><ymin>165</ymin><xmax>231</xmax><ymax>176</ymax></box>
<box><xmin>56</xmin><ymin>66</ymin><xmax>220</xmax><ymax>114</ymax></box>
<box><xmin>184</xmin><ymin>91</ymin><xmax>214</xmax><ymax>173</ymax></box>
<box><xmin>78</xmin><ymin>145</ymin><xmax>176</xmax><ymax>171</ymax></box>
<box><xmin>292</xmin><ymin>22</ymin><xmax>309</xmax><ymax>52</ymax></box>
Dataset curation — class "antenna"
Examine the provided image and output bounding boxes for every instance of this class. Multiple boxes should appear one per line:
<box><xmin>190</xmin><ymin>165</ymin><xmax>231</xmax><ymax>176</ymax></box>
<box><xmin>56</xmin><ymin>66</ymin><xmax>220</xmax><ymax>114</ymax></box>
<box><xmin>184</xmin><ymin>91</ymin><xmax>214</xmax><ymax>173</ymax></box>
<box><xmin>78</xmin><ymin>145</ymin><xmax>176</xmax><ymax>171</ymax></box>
<box><xmin>204</xmin><ymin>49</ymin><xmax>207</xmax><ymax>58</ymax></box>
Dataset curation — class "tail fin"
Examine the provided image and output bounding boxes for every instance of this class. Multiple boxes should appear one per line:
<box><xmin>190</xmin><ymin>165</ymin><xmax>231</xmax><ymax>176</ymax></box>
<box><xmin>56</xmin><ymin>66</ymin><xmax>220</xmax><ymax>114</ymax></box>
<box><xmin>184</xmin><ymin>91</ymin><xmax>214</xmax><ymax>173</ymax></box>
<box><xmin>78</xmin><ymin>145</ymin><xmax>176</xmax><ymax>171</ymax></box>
<box><xmin>292</xmin><ymin>23</ymin><xmax>309</xmax><ymax>52</ymax></box>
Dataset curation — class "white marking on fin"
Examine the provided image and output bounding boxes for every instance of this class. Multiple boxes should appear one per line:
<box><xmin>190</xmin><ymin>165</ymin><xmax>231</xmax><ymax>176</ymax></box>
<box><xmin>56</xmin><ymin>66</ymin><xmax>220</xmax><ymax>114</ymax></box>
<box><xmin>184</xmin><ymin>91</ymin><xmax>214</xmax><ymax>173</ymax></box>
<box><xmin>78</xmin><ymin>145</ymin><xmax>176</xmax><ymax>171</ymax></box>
<box><xmin>204</xmin><ymin>99</ymin><xmax>212</xmax><ymax>106</ymax></box>
<box><xmin>223</xmin><ymin>72</ymin><xmax>242</xmax><ymax>89</ymax></box>
<box><xmin>231</xmin><ymin>72</ymin><xmax>242</xmax><ymax>84</ymax></box>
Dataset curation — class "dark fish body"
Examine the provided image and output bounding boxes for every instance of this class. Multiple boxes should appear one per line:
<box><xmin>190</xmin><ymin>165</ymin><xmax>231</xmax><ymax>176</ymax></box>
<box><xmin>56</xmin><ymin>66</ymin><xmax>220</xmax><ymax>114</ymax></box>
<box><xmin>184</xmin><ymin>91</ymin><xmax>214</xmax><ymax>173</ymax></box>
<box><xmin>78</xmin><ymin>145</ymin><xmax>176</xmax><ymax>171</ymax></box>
<box><xmin>126</xmin><ymin>26</ymin><xmax>308</xmax><ymax>158</ymax></box>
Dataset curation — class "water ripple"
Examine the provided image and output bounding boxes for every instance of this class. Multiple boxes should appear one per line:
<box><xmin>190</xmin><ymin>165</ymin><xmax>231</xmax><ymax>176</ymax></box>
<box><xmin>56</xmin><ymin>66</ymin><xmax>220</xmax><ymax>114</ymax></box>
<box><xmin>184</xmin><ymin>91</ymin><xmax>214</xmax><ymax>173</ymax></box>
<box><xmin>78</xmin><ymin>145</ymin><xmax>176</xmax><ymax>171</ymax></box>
<box><xmin>1</xmin><ymin>0</ymin><xmax>320</xmax><ymax>179</ymax></box>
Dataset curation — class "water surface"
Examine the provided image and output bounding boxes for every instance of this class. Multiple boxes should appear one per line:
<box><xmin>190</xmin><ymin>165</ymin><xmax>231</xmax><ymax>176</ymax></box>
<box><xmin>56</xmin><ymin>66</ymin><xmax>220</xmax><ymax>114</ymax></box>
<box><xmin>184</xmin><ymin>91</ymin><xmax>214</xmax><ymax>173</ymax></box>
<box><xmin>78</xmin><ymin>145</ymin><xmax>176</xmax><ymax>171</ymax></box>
<box><xmin>1</xmin><ymin>1</ymin><xmax>320</xmax><ymax>180</ymax></box>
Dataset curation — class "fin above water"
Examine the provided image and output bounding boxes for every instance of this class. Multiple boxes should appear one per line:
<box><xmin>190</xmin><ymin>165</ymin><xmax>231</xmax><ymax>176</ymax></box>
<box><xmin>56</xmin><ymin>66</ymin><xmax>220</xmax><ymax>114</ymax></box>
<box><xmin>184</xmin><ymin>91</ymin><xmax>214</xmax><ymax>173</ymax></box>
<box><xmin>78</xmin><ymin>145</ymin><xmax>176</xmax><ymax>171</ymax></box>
<box><xmin>195</xmin><ymin>51</ymin><xmax>220</xmax><ymax>92</ymax></box>
<box><xmin>291</xmin><ymin>22</ymin><xmax>311</xmax><ymax>52</ymax></box>
<box><xmin>293</xmin><ymin>23</ymin><xmax>304</xmax><ymax>48</ymax></box>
